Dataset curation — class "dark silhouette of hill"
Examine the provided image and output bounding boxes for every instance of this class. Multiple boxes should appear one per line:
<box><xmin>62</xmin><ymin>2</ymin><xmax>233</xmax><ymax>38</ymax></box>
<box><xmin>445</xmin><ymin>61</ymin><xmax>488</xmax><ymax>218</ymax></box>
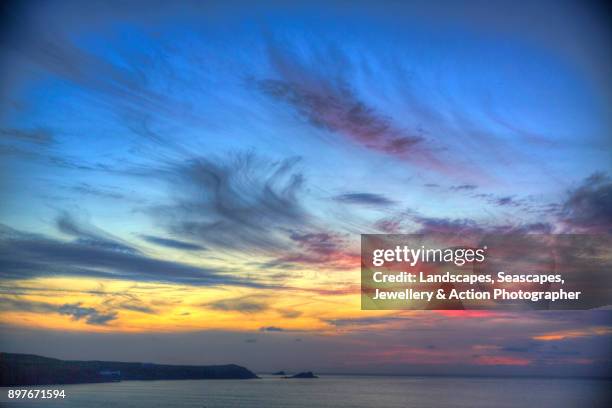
<box><xmin>0</xmin><ymin>352</ymin><xmax>258</xmax><ymax>386</ymax></box>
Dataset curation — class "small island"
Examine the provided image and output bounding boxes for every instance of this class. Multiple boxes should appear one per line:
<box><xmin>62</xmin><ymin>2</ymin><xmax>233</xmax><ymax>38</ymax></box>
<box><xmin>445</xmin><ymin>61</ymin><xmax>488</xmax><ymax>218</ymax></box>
<box><xmin>284</xmin><ymin>371</ymin><xmax>318</xmax><ymax>378</ymax></box>
<box><xmin>272</xmin><ymin>370</ymin><xmax>286</xmax><ymax>375</ymax></box>
<box><xmin>0</xmin><ymin>352</ymin><xmax>258</xmax><ymax>386</ymax></box>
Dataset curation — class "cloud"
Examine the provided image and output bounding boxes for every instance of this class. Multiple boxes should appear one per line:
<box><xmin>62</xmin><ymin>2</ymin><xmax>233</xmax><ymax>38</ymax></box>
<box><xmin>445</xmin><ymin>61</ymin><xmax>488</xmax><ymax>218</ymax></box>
<box><xmin>0</xmin><ymin>224</ymin><xmax>262</xmax><ymax>287</ymax></box>
<box><xmin>70</xmin><ymin>183</ymin><xmax>126</xmax><ymax>200</ymax></box>
<box><xmin>278</xmin><ymin>309</ymin><xmax>302</xmax><ymax>319</ymax></box>
<box><xmin>259</xmin><ymin>326</ymin><xmax>284</xmax><ymax>332</ymax></box>
<box><xmin>495</xmin><ymin>196</ymin><xmax>520</xmax><ymax>206</ymax></box>
<box><xmin>473</xmin><ymin>356</ymin><xmax>531</xmax><ymax>366</ymax></box>
<box><xmin>289</xmin><ymin>232</ymin><xmax>341</xmax><ymax>257</ymax></box>
<box><xmin>56</xmin><ymin>212</ymin><xmax>138</xmax><ymax>254</ymax></box>
<box><xmin>0</xmin><ymin>128</ymin><xmax>54</xmax><ymax>145</ymax></box>
<box><xmin>414</xmin><ymin>216</ymin><xmax>484</xmax><ymax>235</ymax></box>
<box><xmin>410</xmin><ymin>214</ymin><xmax>552</xmax><ymax>236</ymax></box>
<box><xmin>375</xmin><ymin>218</ymin><xmax>403</xmax><ymax>233</ymax></box>
<box><xmin>334</xmin><ymin>192</ymin><xmax>395</xmax><ymax>206</ymax></box>
<box><xmin>0</xmin><ymin>298</ymin><xmax>117</xmax><ymax>326</ymax></box>
<box><xmin>206</xmin><ymin>296</ymin><xmax>269</xmax><ymax>314</ymax></box>
<box><xmin>533</xmin><ymin>327</ymin><xmax>612</xmax><ymax>341</ymax></box>
<box><xmin>98</xmin><ymin>289</ymin><xmax>157</xmax><ymax>315</ymax></box>
<box><xmin>325</xmin><ymin>316</ymin><xmax>402</xmax><ymax>327</ymax></box>
<box><xmin>263</xmin><ymin>230</ymin><xmax>358</xmax><ymax>270</ymax></box>
<box><xmin>146</xmin><ymin>152</ymin><xmax>359</xmax><ymax>270</ymax></box>
<box><xmin>450</xmin><ymin>184</ymin><xmax>478</xmax><ymax>191</ymax></box>
<box><xmin>140</xmin><ymin>235</ymin><xmax>205</xmax><ymax>251</ymax></box>
<box><xmin>112</xmin><ymin>301</ymin><xmax>154</xmax><ymax>315</ymax></box>
<box><xmin>256</xmin><ymin>43</ymin><xmax>434</xmax><ymax>163</ymax></box>
<box><xmin>58</xmin><ymin>303</ymin><xmax>118</xmax><ymax>325</ymax></box>
<box><xmin>154</xmin><ymin>152</ymin><xmax>309</xmax><ymax>253</ymax></box>
<box><xmin>6</xmin><ymin>21</ymin><xmax>199</xmax><ymax>133</ymax></box>
<box><xmin>560</xmin><ymin>172</ymin><xmax>612</xmax><ymax>233</ymax></box>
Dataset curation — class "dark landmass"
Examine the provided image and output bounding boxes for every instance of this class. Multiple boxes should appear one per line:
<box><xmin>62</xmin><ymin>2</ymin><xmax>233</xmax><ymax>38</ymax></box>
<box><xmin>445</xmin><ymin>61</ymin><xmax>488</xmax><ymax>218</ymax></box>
<box><xmin>272</xmin><ymin>371</ymin><xmax>286</xmax><ymax>375</ymax></box>
<box><xmin>285</xmin><ymin>371</ymin><xmax>318</xmax><ymax>378</ymax></box>
<box><xmin>0</xmin><ymin>352</ymin><xmax>258</xmax><ymax>386</ymax></box>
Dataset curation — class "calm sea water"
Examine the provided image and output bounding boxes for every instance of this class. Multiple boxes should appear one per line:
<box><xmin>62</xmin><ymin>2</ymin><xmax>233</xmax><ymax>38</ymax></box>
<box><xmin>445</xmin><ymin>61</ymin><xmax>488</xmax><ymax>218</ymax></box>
<box><xmin>1</xmin><ymin>376</ymin><xmax>610</xmax><ymax>408</ymax></box>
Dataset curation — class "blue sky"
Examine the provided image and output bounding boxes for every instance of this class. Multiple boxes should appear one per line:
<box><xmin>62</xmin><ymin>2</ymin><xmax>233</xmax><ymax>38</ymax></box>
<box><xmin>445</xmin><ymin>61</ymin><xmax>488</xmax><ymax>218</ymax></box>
<box><xmin>0</xmin><ymin>0</ymin><xmax>611</xmax><ymax>376</ymax></box>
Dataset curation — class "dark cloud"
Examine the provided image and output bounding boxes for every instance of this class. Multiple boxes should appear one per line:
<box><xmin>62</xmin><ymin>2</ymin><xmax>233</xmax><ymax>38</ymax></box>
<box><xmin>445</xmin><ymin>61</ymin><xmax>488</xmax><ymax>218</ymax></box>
<box><xmin>414</xmin><ymin>216</ymin><xmax>484</xmax><ymax>235</ymax></box>
<box><xmin>259</xmin><ymin>326</ymin><xmax>284</xmax><ymax>332</ymax></box>
<box><xmin>560</xmin><ymin>172</ymin><xmax>612</xmax><ymax>233</ymax></box>
<box><xmin>496</xmin><ymin>196</ymin><xmax>519</xmax><ymax>206</ymax></box>
<box><xmin>0</xmin><ymin>224</ymin><xmax>262</xmax><ymax>287</ymax></box>
<box><xmin>325</xmin><ymin>316</ymin><xmax>401</xmax><ymax>327</ymax></box>
<box><xmin>0</xmin><ymin>298</ymin><xmax>117</xmax><ymax>326</ymax></box>
<box><xmin>334</xmin><ymin>192</ymin><xmax>395</xmax><ymax>206</ymax></box>
<box><xmin>140</xmin><ymin>235</ymin><xmax>205</xmax><ymax>251</ymax></box>
<box><xmin>154</xmin><ymin>152</ymin><xmax>309</xmax><ymax>254</ymax></box>
<box><xmin>450</xmin><ymin>184</ymin><xmax>478</xmax><ymax>191</ymax></box>
<box><xmin>472</xmin><ymin>192</ymin><xmax>544</xmax><ymax>213</ymax></box>
<box><xmin>58</xmin><ymin>303</ymin><xmax>117</xmax><ymax>325</ymax></box>
<box><xmin>206</xmin><ymin>296</ymin><xmax>268</xmax><ymax>314</ymax></box>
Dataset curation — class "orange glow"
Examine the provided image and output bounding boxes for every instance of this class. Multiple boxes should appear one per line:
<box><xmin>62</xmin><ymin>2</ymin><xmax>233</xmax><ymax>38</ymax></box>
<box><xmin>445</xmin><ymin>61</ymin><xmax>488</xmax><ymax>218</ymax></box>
<box><xmin>533</xmin><ymin>326</ymin><xmax>612</xmax><ymax>341</ymax></box>
<box><xmin>474</xmin><ymin>356</ymin><xmax>531</xmax><ymax>366</ymax></box>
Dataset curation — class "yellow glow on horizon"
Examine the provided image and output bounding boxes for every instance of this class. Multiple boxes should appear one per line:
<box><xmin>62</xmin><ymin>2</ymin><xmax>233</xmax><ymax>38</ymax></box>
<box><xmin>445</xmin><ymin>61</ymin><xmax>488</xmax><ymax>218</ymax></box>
<box><xmin>0</xmin><ymin>273</ymin><xmax>391</xmax><ymax>334</ymax></box>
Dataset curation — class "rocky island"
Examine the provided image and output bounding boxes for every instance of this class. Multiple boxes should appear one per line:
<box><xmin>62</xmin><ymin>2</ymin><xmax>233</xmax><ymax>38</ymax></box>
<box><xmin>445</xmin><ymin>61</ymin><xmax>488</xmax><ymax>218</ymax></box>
<box><xmin>0</xmin><ymin>352</ymin><xmax>258</xmax><ymax>386</ymax></box>
<box><xmin>285</xmin><ymin>371</ymin><xmax>318</xmax><ymax>378</ymax></box>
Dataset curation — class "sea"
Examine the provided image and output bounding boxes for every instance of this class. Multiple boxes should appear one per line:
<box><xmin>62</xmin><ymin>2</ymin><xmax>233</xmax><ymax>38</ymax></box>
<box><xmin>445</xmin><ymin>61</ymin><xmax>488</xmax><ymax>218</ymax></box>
<box><xmin>1</xmin><ymin>375</ymin><xmax>610</xmax><ymax>408</ymax></box>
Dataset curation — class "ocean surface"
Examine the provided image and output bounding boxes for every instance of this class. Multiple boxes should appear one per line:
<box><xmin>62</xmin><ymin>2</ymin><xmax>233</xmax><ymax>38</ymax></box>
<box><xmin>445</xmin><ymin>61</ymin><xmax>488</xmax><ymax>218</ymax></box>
<box><xmin>1</xmin><ymin>376</ymin><xmax>610</xmax><ymax>408</ymax></box>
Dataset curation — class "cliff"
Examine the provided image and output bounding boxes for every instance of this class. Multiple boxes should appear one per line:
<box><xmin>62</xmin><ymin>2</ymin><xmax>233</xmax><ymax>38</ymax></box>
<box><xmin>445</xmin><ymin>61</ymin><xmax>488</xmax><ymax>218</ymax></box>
<box><xmin>0</xmin><ymin>352</ymin><xmax>258</xmax><ymax>386</ymax></box>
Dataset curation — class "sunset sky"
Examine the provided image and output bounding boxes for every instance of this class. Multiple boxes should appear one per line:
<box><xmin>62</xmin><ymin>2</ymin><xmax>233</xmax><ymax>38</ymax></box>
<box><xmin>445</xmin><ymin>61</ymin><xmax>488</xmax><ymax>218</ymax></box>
<box><xmin>0</xmin><ymin>0</ymin><xmax>611</xmax><ymax>376</ymax></box>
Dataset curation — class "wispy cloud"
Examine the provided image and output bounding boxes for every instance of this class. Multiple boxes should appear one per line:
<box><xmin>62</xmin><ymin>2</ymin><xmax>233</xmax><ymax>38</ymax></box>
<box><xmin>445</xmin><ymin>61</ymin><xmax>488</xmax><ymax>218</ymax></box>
<box><xmin>256</xmin><ymin>42</ymin><xmax>436</xmax><ymax>163</ymax></box>
<box><xmin>0</xmin><ymin>224</ymin><xmax>262</xmax><ymax>287</ymax></box>
<box><xmin>0</xmin><ymin>128</ymin><xmax>54</xmax><ymax>145</ymax></box>
<box><xmin>263</xmin><ymin>230</ymin><xmax>358</xmax><ymax>270</ymax></box>
<box><xmin>152</xmin><ymin>152</ymin><xmax>309</xmax><ymax>253</ymax></box>
<box><xmin>450</xmin><ymin>184</ymin><xmax>478</xmax><ymax>191</ymax></box>
<box><xmin>259</xmin><ymin>326</ymin><xmax>284</xmax><ymax>332</ymax></box>
<box><xmin>56</xmin><ymin>212</ymin><xmax>139</xmax><ymax>254</ymax></box>
<box><xmin>334</xmin><ymin>192</ymin><xmax>396</xmax><ymax>206</ymax></box>
<box><xmin>0</xmin><ymin>298</ymin><xmax>117</xmax><ymax>326</ymax></box>
<box><xmin>140</xmin><ymin>235</ymin><xmax>205</xmax><ymax>251</ymax></box>
<box><xmin>206</xmin><ymin>295</ymin><xmax>269</xmax><ymax>314</ymax></box>
<box><xmin>533</xmin><ymin>327</ymin><xmax>612</xmax><ymax>341</ymax></box>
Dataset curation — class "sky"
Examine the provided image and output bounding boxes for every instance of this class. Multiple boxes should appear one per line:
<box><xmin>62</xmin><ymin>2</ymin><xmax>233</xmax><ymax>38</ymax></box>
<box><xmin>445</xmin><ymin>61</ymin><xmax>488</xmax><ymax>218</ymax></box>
<box><xmin>0</xmin><ymin>0</ymin><xmax>611</xmax><ymax>376</ymax></box>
